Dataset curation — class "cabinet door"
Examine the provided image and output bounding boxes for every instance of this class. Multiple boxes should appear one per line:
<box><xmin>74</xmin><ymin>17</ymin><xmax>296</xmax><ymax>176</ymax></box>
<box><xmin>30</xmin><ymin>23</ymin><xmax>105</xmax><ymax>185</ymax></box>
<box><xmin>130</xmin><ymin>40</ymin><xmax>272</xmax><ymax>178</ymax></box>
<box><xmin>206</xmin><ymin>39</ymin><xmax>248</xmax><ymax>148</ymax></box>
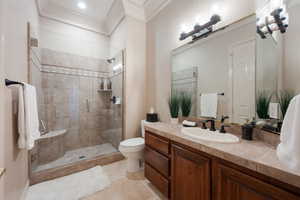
<box><xmin>171</xmin><ymin>145</ymin><xmax>211</xmax><ymax>200</ymax></box>
<box><xmin>213</xmin><ymin>162</ymin><xmax>300</xmax><ymax>200</ymax></box>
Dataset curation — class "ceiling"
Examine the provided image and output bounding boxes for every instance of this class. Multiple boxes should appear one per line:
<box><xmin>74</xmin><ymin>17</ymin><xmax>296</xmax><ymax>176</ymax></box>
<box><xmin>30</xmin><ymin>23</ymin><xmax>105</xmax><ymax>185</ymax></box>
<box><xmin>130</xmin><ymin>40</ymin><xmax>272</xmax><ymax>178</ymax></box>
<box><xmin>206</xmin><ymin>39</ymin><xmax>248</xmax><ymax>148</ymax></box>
<box><xmin>38</xmin><ymin>0</ymin><xmax>115</xmax><ymax>22</ymax></box>
<box><xmin>37</xmin><ymin>0</ymin><xmax>171</xmax><ymax>35</ymax></box>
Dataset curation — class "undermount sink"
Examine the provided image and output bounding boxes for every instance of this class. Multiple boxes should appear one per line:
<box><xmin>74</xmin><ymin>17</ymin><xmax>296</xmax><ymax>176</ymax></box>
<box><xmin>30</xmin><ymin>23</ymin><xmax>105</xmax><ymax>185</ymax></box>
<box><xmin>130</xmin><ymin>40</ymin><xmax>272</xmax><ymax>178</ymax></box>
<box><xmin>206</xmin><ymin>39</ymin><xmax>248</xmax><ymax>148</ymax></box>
<box><xmin>182</xmin><ymin>127</ymin><xmax>240</xmax><ymax>144</ymax></box>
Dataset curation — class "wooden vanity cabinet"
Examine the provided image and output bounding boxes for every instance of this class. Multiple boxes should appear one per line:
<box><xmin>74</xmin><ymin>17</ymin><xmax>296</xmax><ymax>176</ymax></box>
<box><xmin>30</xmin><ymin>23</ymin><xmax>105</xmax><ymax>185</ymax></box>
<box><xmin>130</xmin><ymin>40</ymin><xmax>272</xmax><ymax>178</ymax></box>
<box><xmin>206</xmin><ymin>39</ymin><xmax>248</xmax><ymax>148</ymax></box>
<box><xmin>171</xmin><ymin>144</ymin><xmax>211</xmax><ymax>200</ymax></box>
<box><xmin>212</xmin><ymin>161</ymin><xmax>300</xmax><ymax>200</ymax></box>
<box><xmin>145</xmin><ymin>131</ymin><xmax>171</xmax><ymax>198</ymax></box>
<box><xmin>145</xmin><ymin>131</ymin><xmax>300</xmax><ymax>200</ymax></box>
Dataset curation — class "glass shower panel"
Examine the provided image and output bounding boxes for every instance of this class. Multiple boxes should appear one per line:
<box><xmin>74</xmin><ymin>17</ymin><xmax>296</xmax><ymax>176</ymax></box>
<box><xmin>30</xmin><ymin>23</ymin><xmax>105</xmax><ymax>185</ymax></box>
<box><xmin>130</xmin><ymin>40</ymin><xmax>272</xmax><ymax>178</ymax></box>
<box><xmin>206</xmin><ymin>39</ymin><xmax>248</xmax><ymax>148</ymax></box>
<box><xmin>29</xmin><ymin>45</ymin><xmax>124</xmax><ymax>172</ymax></box>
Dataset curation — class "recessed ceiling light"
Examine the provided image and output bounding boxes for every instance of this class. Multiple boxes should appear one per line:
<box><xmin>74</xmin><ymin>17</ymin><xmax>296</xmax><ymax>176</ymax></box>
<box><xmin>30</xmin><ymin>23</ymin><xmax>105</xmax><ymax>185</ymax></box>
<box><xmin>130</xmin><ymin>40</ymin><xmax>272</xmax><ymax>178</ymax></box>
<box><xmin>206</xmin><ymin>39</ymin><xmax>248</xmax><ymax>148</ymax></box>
<box><xmin>77</xmin><ymin>1</ymin><xmax>87</xmax><ymax>10</ymax></box>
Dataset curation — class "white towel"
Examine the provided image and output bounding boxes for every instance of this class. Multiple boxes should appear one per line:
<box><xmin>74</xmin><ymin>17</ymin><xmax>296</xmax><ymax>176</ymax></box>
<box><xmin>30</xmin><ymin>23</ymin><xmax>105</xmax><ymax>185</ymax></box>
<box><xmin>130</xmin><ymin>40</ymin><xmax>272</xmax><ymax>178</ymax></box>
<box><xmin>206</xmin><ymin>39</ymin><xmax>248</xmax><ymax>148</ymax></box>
<box><xmin>200</xmin><ymin>93</ymin><xmax>218</xmax><ymax>118</ymax></box>
<box><xmin>277</xmin><ymin>94</ymin><xmax>300</xmax><ymax>172</ymax></box>
<box><xmin>18</xmin><ymin>83</ymin><xmax>40</xmax><ymax>150</ymax></box>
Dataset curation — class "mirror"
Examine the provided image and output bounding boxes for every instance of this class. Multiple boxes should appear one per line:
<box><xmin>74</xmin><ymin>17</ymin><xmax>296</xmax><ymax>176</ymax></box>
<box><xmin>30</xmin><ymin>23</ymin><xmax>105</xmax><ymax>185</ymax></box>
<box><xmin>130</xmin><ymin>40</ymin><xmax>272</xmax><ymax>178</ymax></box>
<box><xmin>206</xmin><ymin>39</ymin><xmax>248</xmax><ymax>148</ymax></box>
<box><xmin>172</xmin><ymin>16</ymin><xmax>256</xmax><ymax>124</ymax></box>
<box><xmin>172</xmin><ymin>0</ymin><xmax>300</xmax><ymax>133</ymax></box>
<box><xmin>255</xmin><ymin>0</ymin><xmax>300</xmax><ymax>133</ymax></box>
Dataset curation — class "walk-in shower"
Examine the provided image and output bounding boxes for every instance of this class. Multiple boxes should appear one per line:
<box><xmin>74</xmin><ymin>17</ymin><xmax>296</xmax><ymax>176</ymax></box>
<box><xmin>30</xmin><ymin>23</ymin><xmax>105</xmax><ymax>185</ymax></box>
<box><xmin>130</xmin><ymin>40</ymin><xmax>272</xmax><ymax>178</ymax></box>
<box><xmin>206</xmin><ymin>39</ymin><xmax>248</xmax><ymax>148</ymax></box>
<box><xmin>28</xmin><ymin>31</ymin><xmax>125</xmax><ymax>185</ymax></box>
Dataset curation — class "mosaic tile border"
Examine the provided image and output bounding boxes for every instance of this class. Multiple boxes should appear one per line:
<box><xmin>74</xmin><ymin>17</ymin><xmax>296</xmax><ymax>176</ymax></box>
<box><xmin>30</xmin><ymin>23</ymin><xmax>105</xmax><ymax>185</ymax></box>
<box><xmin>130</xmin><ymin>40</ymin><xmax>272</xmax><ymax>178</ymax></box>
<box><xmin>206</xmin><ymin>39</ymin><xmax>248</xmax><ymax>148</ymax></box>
<box><xmin>41</xmin><ymin>65</ymin><xmax>109</xmax><ymax>78</ymax></box>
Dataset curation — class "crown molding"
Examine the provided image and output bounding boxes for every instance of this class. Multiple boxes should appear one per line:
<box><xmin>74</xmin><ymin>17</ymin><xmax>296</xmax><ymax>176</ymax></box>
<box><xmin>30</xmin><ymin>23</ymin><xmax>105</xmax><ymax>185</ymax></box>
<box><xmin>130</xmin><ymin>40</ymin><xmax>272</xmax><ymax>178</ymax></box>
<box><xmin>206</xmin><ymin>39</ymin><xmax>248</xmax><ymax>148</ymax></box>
<box><xmin>122</xmin><ymin>0</ymin><xmax>171</xmax><ymax>22</ymax></box>
<box><xmin>145</xmin><ymin>0</ymin><xmax>171</xmax><ymax>22</ymax></box>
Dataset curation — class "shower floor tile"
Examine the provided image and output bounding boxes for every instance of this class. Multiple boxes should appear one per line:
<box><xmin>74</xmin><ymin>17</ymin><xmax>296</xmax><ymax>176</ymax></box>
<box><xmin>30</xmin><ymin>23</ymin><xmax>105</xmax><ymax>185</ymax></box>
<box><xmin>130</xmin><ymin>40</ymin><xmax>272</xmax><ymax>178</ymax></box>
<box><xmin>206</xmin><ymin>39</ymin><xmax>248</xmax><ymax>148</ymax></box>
<box><xmin>34</xmin><ymin>143</ymin><xmax>118</xmax><ymax>172</ymax></box>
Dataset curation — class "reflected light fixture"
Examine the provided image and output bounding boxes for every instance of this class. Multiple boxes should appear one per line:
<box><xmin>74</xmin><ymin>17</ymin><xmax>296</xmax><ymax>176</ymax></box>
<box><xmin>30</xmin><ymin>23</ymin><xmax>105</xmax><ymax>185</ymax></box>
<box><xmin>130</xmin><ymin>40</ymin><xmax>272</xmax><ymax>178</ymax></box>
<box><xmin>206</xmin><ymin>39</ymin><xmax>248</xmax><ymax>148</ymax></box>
<box><xmin>77</xmin><ymin>1</ymin><xmax>87</xmax><ymax>10</ymax></box>
<box><xmin>256</xmin><ymin>0</ymin><xmax>289</xmax><ymax>39</ymax></box>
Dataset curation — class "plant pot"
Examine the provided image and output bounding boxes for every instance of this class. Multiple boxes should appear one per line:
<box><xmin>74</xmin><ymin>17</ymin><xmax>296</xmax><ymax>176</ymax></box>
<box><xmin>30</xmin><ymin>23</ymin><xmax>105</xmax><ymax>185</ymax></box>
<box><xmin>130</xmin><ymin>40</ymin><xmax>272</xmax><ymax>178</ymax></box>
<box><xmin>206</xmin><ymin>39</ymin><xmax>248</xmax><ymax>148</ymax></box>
<box><xmin>170</xmin><ymin>118</ymin><xmax>179</xmax><ymax>124</ymax></box>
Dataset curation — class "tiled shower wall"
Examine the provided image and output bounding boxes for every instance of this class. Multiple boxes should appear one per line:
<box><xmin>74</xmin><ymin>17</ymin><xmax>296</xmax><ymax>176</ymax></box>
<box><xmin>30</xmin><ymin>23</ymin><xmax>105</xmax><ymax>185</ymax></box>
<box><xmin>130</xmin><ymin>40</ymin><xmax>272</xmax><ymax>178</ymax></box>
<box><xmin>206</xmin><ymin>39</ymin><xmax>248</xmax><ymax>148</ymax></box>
<box><xmin>42</xmin><ymin>49</ymin><xmax>122</xmax><ymax>151</ymax></box>
<box><xmin>39</xmin><ymin>48</ymin><xmax>123</xmax><ymax>152</ymax></box>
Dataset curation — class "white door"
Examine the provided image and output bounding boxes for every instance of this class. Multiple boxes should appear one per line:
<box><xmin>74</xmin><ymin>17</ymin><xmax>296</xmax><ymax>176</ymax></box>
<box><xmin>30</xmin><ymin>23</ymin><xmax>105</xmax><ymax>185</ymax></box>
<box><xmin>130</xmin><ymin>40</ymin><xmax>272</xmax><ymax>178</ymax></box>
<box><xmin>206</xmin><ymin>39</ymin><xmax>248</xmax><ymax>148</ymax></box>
<box><xmin>230</xmin><ymin>39</ymin><xmax>256</xmax><ymax>124</ymax></box>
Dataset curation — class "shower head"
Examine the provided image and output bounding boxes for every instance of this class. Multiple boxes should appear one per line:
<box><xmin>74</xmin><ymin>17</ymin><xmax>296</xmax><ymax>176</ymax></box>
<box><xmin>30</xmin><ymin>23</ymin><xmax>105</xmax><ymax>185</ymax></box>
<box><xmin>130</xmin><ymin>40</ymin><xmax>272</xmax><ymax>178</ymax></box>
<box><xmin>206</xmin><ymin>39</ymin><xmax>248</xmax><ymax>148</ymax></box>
<box><xmin>107</xmin><ymin>58</ymin><xmax>116</xmax><ymax>64</ymax></box>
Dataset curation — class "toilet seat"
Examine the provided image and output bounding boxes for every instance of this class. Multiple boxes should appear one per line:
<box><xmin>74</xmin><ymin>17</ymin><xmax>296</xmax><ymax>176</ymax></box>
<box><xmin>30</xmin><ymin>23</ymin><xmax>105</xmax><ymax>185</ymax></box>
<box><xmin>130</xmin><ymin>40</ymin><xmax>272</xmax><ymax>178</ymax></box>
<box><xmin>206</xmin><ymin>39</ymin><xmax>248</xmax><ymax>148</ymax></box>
<box><xmin>119</xmin><ymin>137</ymin><xmax>145</xmax><ymax>153</ymax></box>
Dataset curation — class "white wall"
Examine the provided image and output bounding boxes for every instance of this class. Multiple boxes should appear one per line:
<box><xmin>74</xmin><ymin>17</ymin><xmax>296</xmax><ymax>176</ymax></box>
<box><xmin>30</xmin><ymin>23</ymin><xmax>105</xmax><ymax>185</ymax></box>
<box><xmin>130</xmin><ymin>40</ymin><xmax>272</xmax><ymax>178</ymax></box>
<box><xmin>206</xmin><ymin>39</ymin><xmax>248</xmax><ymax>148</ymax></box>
<box><xmin>40</xmin><ymin>17</ymin><xmax>110</xmax><ymax>59</ymax></box>
<box><xmin>0</xmin><ymin>0</ymin><xmax>5</xmax><ymax>199</ymax></box>
<box><xmin>146</xmin><ymin>0</ymin><xmax>255</xmax><ymax>122</ymax></box>
<box><xmin>109</xmin><ymin>19</ymin><xmax>126</xmax><ymax>58</ymax></box>
<box><xmin>124</xmin><ymin>16</ymin><xmax>146</xmax><ymax>138</ymax></box>
<box><xmin>109</xmin><ymin>15</ymin><xmax>147</xmax><ymax>139</ymax></box>
<box><xmin>283</xmin><ymin>4</ymin><xmax>300</xmax><ymax>93</ymax></box>
<box><xmin>0</xmin><ymin>0</ymin><xmax>39</xmax><ymax>199</ymax></box>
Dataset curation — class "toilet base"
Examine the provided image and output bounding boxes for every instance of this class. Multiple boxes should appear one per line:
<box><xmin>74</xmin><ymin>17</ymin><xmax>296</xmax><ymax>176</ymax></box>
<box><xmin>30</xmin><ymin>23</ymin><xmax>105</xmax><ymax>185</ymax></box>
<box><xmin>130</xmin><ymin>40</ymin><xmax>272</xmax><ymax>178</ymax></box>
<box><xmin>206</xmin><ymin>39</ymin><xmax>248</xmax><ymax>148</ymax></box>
<box><xmin>126</xmin><ymin>158</ymin><xmax>143</xmax><ymax>173</ymax></box>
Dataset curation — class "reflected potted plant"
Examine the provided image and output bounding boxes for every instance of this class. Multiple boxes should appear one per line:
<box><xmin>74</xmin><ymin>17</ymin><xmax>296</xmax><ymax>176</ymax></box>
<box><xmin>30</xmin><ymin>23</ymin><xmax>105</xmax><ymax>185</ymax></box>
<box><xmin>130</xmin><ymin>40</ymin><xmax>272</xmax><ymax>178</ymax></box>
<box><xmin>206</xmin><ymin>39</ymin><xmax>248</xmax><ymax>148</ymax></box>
<box><xmin>278</xmin><ymin>90</ymin><xmax>295</xmax><ymax>119</ymax></box>
<box><xmin>181</xmin><ymin>92</ymin><xmax>192</xmax><ymax>118</ymax></box>
<box><xmin>256</xmin><ymin>90</ymin><xmax>272</xmax><ymax>120</ymax></box>
<box><xmin>169</xmin><ymin>92</ymin><xmax>180</xmax><ymax>124</ymax></box>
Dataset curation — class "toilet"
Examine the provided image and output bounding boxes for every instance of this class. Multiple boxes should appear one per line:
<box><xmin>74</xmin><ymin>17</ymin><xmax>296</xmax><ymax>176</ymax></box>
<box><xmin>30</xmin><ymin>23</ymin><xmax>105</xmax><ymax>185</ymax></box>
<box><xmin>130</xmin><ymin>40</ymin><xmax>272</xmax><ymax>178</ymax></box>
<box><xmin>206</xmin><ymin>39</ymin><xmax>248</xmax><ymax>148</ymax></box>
<box><xmin>119</xmin><ymin>120</ymin><xmax>148</xmax><ymax>173</ymax></box>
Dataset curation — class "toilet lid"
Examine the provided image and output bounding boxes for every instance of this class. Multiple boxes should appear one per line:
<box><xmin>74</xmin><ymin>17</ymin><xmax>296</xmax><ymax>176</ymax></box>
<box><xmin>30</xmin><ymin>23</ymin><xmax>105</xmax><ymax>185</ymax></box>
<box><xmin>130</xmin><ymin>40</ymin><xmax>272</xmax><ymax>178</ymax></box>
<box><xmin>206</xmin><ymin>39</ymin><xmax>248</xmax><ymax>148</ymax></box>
<box><xmin>120</xmin><ymin>137</ymin><xmax>144</xmax><ymax>147</ymax></box>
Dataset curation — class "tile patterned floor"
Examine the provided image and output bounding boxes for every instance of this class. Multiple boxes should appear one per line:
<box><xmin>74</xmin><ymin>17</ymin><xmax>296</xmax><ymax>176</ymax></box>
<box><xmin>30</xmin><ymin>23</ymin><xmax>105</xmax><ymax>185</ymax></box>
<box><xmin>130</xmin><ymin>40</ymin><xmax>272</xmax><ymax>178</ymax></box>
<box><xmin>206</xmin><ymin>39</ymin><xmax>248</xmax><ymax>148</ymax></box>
<box><xmin>34</xmin><ymin>143</ymin><xmax>118</xmax><ymax>172</ymax></box>
<box><xmin>82</xmin><ymin>160</ymin><xmax>168</xmax><ymax>200</ymax></box>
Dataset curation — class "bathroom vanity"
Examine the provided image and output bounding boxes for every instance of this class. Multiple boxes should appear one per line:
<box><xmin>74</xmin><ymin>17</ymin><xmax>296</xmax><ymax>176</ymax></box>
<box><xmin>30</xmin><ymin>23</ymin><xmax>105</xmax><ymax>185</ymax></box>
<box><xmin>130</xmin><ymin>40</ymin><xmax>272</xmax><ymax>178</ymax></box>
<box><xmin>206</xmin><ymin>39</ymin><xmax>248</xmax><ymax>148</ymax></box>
<box><xmin>144</xmin><ymin>123</ymin><xmax>300</xmax><ymax>200</ymax></box>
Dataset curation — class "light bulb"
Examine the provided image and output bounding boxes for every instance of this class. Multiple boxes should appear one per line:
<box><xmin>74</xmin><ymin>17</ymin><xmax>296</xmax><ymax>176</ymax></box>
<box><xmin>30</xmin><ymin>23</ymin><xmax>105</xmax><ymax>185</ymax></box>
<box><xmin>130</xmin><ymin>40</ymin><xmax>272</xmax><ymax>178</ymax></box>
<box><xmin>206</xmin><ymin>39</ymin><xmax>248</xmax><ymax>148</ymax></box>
<box><xmin>283</xmin><ymin>13</ymin><xmax>289</xmax><ymax>25</ymax></box>
<box><xmin>269</xmin><ymin>23</ymin><xmax>278</xmax><ymax>31</ymax></box>
<box><xmin>181</xmin><ymin>24</ymin><xmax>189</xmax><ymax>33</ymax></box>
<box><xmin>271</xmin><ymin>0</ymin><xmax>282</xmax><ymax>10</ymax></box>
<box><xmin>261</xmin><ymin>26</ymin><xmax>268</xmax><ymax>33</ymax></box>
<box><xmin>77</xmin><ymin>1</ymin><xmax>87</xmax><ymax>10</ymax></box>
<box><xmin>113</xmin><ymin>64</ymin><xmax>122</xmax><ymax>72</ymax></box>
<box><xmin>195</xmin><ymin>15</ymin><xmax>207</xmax><ymax>26</ymax></box>
<box><xmin>210</xmin><ymin>2</ymin><xmax>224</xmax><ymax>16</ymax></box>
<box><xmin>256</xmin><ymin>18</ymin><xmax>264</xmax><ymax>27</ymax></box>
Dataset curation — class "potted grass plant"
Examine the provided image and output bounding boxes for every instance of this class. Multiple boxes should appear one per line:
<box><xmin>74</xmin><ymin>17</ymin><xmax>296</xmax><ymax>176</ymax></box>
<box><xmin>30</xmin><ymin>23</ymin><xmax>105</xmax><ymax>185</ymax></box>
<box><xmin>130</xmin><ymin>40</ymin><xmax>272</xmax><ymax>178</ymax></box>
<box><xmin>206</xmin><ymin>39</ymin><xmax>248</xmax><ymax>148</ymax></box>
<box><xmin>278</xmin><ymin>90</ymin><xmax>295</xmax><ymax>119</ymax></box>
<box><xmin>256</xmin><ymin>91</ymin><xmax>272</xmax><ymax>120</ymax></box>
<box><xmin>181</xmin><ymin>92</ymin><xmax>192</xmax><ymax>118</ymax></box>
<box><xmin>169</xmin><ymin>92</ymin><xmax>180</xmax><ymax>124</ymax></box>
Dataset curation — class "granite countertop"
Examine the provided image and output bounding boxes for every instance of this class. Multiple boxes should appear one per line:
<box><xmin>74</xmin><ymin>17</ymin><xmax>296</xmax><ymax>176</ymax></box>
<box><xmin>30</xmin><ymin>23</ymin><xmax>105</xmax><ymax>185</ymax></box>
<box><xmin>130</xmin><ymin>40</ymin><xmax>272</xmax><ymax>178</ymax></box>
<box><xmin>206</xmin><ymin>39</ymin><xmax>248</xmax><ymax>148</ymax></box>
<box><xmin>144</xmin><ymin>122</ymin><xmax>300</xmax><ymax>188</ymax></box>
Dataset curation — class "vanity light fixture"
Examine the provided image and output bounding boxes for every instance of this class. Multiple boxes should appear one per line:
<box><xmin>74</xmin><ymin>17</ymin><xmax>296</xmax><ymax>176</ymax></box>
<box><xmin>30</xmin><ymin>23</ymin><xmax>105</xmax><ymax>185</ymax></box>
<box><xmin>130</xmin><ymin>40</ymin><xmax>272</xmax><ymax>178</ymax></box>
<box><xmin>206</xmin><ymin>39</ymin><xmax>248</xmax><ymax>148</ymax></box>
<box><xmin>179</xmin><ymin>14</ymin><xmax>221</xmax><ymax>41</ymax></box>
<box><xmin>256</xmin><ymin>2</ymin><xmax>289</xmax><ymax>39</ymax></box>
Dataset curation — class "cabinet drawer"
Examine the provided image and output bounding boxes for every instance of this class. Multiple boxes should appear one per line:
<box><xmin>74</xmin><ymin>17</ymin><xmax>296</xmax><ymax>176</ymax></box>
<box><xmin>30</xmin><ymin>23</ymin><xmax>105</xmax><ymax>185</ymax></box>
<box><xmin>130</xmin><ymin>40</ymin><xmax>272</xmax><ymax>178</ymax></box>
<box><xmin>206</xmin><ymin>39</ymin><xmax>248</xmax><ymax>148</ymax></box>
<box><xmin>145</xmin><ymin>147</ymin><xmax>169</xmax><ymax>177</ymax></box>
<box><xmin>145</xmin><ymin>163</ymin><xmax>170</xmax><ymax>198</ymax></box>
<box><xmin>145</xmin><ymin>131</ymin><xmax>169</xmax><ymax>156</ymax></box>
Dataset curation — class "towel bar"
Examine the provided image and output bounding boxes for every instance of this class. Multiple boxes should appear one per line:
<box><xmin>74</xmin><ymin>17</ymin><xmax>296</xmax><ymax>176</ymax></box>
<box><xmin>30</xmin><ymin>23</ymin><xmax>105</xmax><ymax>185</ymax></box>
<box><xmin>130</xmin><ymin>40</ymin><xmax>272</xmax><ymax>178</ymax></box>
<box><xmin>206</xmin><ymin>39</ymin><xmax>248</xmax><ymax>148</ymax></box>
<box><xmin>200</xmin><ymin>93</ymin><xmax>224</xmax><ymax>96</ymax></box>
<box><xmin>5</xmin><ymin>79</ymin><xmax>24</xmax><ymax>86</ymax></box>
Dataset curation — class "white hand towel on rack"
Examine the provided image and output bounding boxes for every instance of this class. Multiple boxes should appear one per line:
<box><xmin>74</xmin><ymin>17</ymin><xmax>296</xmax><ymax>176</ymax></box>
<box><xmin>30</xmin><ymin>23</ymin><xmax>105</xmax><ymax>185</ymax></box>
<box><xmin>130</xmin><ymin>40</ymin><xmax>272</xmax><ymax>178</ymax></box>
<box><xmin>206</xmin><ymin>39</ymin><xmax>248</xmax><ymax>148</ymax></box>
<box><xmin>200</xmin><ymin>93</ymin><xmax>218</xmax><ymax>118</ymax></box>
<box><xmin>18</xmin><ymin>83</ymin><xmax>40</xmax><ymax>150</ymax></box>
<box><xmin>277</xmin><ymin>94</ymin><xmax>300</xmax><ymax>172</ymax></box>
